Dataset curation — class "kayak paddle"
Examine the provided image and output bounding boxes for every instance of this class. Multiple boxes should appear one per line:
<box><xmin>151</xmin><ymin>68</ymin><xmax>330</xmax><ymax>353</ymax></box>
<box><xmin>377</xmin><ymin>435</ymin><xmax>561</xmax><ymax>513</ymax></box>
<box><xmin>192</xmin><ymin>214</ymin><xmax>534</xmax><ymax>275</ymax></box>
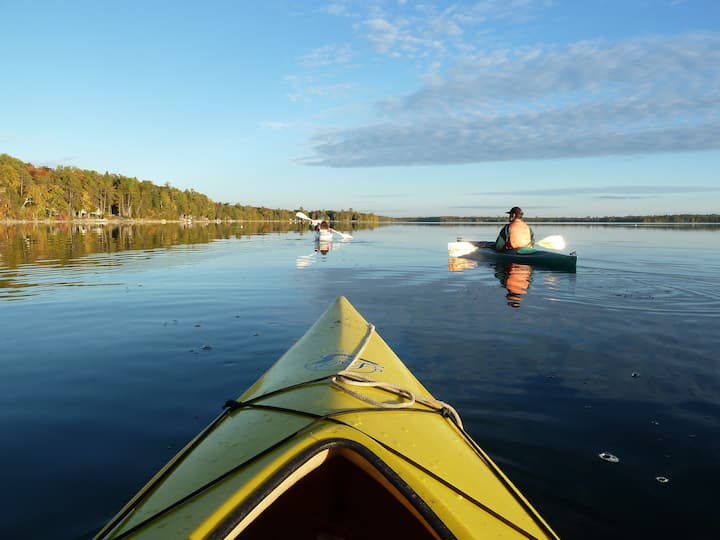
<box><xmin>296</xmin><ymin>211</ymin><xmax>353</xmax><ymax>240</ymax></box>
<box><xmin>329</xmin><ymin>228</ymin><xmax>353</xmax><ymax>240</ymax></box>
<box><xmin>448</xmin><ymin>235</ymin><xmax>566</xmax><ymax>257</ymax></box>
<box><xmin>296</xmin><ymin>211</ymin><xmax>321</xmax><ymax>226</ymax></box>
<box><xmin>535</xmin><ymin>235</ymin><xmax>565</xmax><ymax>250</ymax></box>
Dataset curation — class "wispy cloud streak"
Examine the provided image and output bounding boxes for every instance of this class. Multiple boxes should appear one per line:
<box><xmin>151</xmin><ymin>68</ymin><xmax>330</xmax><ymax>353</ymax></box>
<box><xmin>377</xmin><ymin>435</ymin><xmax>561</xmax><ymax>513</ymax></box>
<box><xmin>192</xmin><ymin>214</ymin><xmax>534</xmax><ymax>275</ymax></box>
<box><xmin>300</xmin><ymin>33</ymin><xmax>720</xmax><ymax>167</ymax></box>
<box><xmin>476</xmin><ymin>185</ymin><xmax>720</xmax><ymax>196</ymax></box>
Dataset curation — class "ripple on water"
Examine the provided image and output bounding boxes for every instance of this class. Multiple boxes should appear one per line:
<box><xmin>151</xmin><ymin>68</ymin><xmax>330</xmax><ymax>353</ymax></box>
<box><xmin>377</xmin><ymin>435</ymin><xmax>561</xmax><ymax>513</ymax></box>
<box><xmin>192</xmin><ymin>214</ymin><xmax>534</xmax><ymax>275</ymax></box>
<box><xmin>546</xmin><ymin>267</ymin><xmax>720</xmax><ymax>317</ymax></box>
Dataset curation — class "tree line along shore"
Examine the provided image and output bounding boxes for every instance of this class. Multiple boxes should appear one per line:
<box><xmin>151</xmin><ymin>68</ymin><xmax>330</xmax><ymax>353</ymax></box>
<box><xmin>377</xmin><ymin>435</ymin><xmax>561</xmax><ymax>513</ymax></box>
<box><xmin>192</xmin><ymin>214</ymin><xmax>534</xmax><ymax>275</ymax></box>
<box><xmin>400</xmin><ymin>215</ymin><xmax>720</xmax><ymax>223</ymax></box>
<box><xmin>0</xmin><ymin>153</ymin><xmax>380</xmax><ymax>223</ymax></box>
<box><xmin>1</xmin><ymin>153</ymin><xmax>716</xmax><ymax>224</ymax></box>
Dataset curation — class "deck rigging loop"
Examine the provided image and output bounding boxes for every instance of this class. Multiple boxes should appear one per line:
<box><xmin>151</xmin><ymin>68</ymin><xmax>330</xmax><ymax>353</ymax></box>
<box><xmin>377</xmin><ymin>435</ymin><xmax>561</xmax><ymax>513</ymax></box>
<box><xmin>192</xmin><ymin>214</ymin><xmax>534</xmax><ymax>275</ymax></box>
<box><xmin>331</xmin><ymin>323</ymin><xmax>464</xmax><ymax>429</ymax></box>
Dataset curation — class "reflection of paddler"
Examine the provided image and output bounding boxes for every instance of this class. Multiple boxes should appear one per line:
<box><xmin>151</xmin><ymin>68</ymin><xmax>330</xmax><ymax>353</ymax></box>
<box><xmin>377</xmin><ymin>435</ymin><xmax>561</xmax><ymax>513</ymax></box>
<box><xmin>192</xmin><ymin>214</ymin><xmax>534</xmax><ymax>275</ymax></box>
<box><xmin>495</xmin><ymin>262</ymin><xmax>533</xmax><ymax>308</ymax></box>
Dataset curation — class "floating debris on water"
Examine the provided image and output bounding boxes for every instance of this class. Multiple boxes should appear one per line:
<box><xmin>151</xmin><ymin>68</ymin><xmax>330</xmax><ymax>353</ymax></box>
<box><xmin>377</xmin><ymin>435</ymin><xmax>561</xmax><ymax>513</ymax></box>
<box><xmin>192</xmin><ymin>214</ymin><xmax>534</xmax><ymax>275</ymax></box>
<box><xmin>598</xmin><ymin>452</ymin><xmax>620</xmax><ymax>463</ymax></box>
<box><xmin>656</xmin><ymin>476</ymin><xmax>669</xmax><ymax>484</ymax></box>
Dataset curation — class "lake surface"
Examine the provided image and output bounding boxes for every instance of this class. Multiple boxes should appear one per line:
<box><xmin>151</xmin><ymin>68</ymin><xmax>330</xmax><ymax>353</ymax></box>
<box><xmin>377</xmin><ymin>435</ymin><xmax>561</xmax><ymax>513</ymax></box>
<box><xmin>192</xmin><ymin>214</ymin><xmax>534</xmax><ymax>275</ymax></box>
<box><xmin>1</xmin><ymin>222</ymin><xmax>719</xmax><ymax>539</ymax></box>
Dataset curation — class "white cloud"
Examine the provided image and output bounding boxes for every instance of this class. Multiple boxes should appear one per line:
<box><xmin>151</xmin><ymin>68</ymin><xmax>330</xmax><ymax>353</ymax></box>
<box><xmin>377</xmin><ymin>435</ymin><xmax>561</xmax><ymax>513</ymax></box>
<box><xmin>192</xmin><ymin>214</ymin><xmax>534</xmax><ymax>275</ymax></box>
<box><xmin>300</xmin><ymin>33</ymin><xmax>720</xmax><ymax>167</ymax></box>
<box><xmin>395</xmin><ymin>34</ymin><xmax>720</xmax><ymax>110</ymax></box>
<box><xmin>476</xmin><ymin>185</ymin><xmax>720</xmax><ymax>196</ymax></box>
<box><xmin>298</xmin><ymin>44</ymin><xmax>353</xmax><ymax>67</ymax></box>
<box><xmin>284</xmin><ymin>73</ymin><xmax>354</xmax><ymax>102</ymax></box>
<box><xmin>322</xmin><ymin>3</ymin><xmax>352</xmax><ymax>16</ymax></box>
<box><xmin>353</xmin><ymin>0</ymin><xmax>546</xmax><ymax>58</ymax></box>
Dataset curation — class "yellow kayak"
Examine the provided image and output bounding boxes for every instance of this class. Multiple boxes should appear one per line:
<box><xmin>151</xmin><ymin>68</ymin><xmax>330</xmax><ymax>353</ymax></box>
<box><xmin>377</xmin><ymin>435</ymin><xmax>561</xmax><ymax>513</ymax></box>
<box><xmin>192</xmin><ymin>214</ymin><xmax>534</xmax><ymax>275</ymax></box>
<box><xmin>95</xmin><ymin>296</ymin><xmax>559</xmax><ymax>539</ymax></box>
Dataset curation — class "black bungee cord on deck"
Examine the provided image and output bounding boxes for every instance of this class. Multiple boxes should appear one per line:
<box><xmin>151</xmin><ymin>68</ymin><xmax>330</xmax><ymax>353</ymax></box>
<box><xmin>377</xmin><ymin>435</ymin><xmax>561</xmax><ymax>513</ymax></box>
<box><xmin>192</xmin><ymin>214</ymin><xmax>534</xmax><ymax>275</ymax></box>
<box><xmin>96</xmin><ymin>377</ymin><xmax>554</xmax><ymax>540</ymax></box>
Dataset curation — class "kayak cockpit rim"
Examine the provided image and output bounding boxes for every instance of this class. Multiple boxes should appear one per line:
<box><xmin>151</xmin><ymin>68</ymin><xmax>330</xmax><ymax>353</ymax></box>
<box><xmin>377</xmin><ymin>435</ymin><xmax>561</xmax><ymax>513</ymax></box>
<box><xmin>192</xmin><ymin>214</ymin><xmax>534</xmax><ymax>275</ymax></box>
<box><xmin>207</xmin><ymin>438</ymin><xmax>453</xmax><ymax>540</ymax></box>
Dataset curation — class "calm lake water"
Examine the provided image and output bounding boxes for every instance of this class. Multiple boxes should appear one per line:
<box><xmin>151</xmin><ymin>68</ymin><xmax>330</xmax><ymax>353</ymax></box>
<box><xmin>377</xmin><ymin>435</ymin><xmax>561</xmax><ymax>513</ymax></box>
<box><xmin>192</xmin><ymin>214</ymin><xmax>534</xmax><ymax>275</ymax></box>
<box><xmin>1</xmin><ymin>222</ymin><xmax>719</xmax><ymax>539</ymax></box>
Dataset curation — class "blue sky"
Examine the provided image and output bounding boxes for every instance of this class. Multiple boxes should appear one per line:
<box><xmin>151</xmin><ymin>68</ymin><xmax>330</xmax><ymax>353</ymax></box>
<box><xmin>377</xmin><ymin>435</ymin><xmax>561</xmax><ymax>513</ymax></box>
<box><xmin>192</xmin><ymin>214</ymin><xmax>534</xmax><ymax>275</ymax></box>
<box><xmin>1</xmin><ymin>0</ymin><xmax>719</xmax><ymax>218</ymax></box>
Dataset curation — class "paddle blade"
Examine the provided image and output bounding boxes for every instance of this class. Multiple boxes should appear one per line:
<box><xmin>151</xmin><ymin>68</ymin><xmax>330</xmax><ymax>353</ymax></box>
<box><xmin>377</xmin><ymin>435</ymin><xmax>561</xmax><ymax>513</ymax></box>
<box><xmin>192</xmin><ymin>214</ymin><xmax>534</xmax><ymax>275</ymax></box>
<box><xmin>448</xmin><ymin>241</ymin><xmax>478</xmax><ymax>258</ymax></box>
<box><xmin>536</xmin><ymin>235</ymin><xmax>565</xmax><ymax>250</ymax></box>
<box><xmin>296</xmin><ymin>211</ymin><xmax>322</xmax><ymax>226</ymax></box>
<box><xmin>330</xmin><ymin>228</ymin><xmax>353</xmax><ymax>240</ymax></box>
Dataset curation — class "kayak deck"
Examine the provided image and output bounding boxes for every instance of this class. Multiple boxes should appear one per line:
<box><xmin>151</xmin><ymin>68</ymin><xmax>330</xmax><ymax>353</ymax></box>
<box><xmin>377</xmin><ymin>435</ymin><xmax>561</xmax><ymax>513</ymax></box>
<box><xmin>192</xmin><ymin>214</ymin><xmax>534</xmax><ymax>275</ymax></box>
<box><xmin>95</xmin><ymin>296</ymin><xmax>559</xmax><ymax>540</ymax></box>
<box><xmin>449</xmin><ymin>239</ymin><xmax>577</xmax><ymax>271</ymax></box>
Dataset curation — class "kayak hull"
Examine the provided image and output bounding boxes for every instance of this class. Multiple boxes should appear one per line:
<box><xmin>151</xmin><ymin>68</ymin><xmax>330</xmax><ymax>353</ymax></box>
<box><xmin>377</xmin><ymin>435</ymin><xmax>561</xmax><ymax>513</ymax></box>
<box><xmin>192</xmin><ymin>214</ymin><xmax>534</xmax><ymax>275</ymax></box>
<box><xmin>95</xmin><ymin>296</ymin><xmax>559</xmax><ymax>540</ymax></box>
<box><xmin>449</xmin><ymin>239</ymin><xmax>577</xmax><ymax>271</ymax></box>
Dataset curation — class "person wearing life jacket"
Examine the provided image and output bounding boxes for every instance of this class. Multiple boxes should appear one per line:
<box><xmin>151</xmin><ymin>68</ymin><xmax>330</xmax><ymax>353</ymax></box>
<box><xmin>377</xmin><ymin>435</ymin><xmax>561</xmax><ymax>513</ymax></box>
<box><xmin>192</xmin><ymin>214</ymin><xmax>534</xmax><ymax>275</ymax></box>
<box><xmin>495</xmin><ymin>207</ymin><xmax>534</xmax><ymax>251</ymax></box>
<box><xmin>314</xmin><ymin>220</ymin><xmax>330</xmax><ymax>232</ymax></box>
<box><xmin>320</xmin><ymin>220</ymin><xmax>329</xmax><ymax>232</ymax></box>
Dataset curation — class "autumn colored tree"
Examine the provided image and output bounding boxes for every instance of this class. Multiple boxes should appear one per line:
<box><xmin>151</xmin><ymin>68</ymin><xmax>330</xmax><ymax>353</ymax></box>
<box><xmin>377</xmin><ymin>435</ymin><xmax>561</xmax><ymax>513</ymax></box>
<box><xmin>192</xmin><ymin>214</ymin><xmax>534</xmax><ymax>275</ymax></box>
<box><xmin>0</xmin><ymin>153</ymin><xmax>387</xmax><ymax>223</ymax></box>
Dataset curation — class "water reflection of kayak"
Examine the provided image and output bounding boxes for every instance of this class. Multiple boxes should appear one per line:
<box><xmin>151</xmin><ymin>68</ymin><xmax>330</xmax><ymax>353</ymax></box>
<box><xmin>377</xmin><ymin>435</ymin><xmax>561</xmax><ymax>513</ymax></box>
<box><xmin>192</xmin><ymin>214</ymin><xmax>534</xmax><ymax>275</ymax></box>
<box><xmin>448</xmin><ymin>239</ymin><xmax>577</xmax><ymax>272</ymax></box>
<box><xmin>315</xmin><ymin>238</ymin><xmax>332</xmax><ymax>255</ymax></box>
<box><xmin>95</xmin><ymin>296</ymin><xmax>559</xmax><ymax>540</ymax></box>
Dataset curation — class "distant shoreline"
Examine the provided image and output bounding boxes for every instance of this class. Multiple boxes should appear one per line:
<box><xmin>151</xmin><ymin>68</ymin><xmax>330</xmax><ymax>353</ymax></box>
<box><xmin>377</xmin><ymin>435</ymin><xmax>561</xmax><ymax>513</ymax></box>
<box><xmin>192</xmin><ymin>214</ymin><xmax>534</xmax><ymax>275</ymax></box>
<box><xmin>0</xmin><ymin>218</ymin><xmax>289</xmax><ymax>225</ymax></box>
<box><xmin>1</xmin><ymin>217</ymin><xmax>718</xmax><ymax>225</ymax></box>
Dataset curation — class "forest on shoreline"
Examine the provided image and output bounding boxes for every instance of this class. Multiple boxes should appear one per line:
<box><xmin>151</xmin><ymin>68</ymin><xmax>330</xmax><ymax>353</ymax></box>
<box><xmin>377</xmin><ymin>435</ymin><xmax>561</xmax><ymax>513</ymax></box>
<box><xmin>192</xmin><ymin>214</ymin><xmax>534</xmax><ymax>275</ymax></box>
<box><xmin>1</xmin><ymin>153</ymin><xmax>716</xmax><ymax>224</ymax></box>
<box><xmin>0</xmin><ymin>153</ymin><xmax>380</xmax><ymax>223</ymax></box>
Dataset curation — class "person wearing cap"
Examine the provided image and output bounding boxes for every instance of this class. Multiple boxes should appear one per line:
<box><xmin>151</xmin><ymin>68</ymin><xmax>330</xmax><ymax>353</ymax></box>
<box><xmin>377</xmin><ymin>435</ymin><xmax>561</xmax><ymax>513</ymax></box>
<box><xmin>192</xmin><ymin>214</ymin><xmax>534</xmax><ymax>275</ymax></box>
<box><xmin>496</xmin><ymin>207</ymin><xmax>534</xmax><ymax>251</ymax></box>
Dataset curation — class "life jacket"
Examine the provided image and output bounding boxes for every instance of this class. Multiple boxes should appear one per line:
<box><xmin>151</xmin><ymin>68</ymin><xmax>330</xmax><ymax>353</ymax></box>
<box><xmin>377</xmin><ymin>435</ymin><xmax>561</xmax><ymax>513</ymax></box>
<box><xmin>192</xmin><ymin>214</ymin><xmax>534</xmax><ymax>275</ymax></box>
<box><xmin>508</xmin><ymin>219</ymin><xmax>532</xmax><ymax>249</ymax></box>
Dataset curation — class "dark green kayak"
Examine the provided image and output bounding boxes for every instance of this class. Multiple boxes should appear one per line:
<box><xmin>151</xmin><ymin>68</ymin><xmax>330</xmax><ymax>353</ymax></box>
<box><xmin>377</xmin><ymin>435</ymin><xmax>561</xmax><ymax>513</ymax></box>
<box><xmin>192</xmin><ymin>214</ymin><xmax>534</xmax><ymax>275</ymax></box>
<box><xmin>448</xmin><ymin>239</ymin><xmax>577</xmax><ymax>271</ymax></box>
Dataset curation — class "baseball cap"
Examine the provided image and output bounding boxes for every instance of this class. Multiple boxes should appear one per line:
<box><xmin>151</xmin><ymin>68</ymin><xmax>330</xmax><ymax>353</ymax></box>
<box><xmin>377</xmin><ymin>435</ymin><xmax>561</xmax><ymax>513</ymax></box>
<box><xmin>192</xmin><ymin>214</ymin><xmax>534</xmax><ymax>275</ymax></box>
<box><xmin>505</xmin><ymin>207</ymin><xmax>523</xmax><ymax>215</ymax></box>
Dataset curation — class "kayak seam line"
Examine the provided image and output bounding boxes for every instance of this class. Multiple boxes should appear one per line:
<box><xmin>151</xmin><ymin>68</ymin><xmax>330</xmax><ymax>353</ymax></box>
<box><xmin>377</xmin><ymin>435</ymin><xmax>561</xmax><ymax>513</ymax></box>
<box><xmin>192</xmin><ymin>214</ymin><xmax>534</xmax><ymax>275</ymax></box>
<box><xmin>351</xmin><ymin>422</ymin><xmax>546</xmax><ymax>540</ymax></box>
<box><xmin>98</xmin><ymin>375</ymin><xmax>337</xmax><ymax>537</ymax></box>
<box><xmin>96</xmin><ymin>405</ymin><xmax>439</xmax><ymax>538</ymax></box>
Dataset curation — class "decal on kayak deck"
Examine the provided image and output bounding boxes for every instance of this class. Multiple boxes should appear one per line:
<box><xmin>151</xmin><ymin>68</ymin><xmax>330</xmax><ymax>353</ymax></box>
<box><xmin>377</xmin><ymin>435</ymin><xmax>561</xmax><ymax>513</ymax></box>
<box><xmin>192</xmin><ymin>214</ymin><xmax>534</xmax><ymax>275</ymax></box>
<box><xmin>306</xmin><ymin>353</ymin><xmax>384</xmax><ymax>374</ymax></box>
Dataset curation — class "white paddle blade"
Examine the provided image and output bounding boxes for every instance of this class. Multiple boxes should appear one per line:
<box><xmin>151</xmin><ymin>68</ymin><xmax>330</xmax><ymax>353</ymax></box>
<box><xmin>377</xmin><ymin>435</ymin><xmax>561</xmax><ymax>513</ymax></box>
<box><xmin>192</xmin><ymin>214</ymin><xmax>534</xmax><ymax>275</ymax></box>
<box><xmin>448</xmin><ymin>241</ymin><xmax>478</xmax><ymax>258</ymax></box>
<box><xmin>330</xmin><ymin>228</ymin><xmax>353</xmax><ymax>240</ymax></box>
<box><xmin>536</xmin><ymin>235</ymin><xmax>565</xmax><ymax>250</ymax></box>
<box><xmin>296</xmin><ymin>211</ymin><xmax>321</xmax><ymax>226</ymax></box>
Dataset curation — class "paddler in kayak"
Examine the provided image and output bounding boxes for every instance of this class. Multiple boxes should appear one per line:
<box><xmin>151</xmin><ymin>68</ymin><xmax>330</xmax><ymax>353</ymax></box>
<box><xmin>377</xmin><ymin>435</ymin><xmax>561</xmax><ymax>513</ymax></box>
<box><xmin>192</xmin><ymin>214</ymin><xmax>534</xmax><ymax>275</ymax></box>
<box><xmin>496</xmin><ymin>206</ymin><xmax>534</xmax><ymax>251</ymax></box>
<box><xmin>314</xmin><ymin>220</ymin><xmax>330</xmax><ymax>232</ymax></box>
